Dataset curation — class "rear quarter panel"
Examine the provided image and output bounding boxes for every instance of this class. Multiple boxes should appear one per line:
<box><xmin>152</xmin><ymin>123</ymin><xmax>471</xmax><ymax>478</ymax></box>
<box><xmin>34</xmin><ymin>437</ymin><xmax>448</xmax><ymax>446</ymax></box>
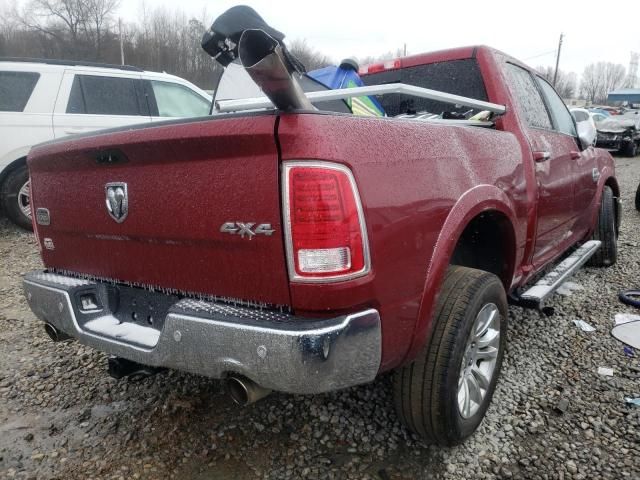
<box><xmin>278</xmin><ymin>113</ymin><xmax>526</xmax><ymax>370</ymax></box>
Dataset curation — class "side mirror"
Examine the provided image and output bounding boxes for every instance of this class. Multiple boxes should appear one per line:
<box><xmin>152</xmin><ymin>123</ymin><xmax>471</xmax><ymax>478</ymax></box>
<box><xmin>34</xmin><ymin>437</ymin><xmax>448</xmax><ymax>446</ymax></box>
<box><xmin>577</xmin><ymin>122</ymin><xmax>596</xmax><ymax>150</ymax></box>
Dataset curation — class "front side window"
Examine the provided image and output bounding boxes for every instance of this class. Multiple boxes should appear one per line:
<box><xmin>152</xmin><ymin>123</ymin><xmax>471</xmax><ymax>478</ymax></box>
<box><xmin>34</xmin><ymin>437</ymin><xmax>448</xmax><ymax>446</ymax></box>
<box><xmin>150</xmin><ymin>81</ymin><xmax>210</xmax><ymax>117</ymax></box>
<box><xmin>67</xmin><ymin>75</ymin><xmax>141</xmax><ymax>116</ymax></box>
<box><xmin>0</xmin><ymin>71</ymin><xmax>40</xmax><ymax>112</ymax></box>
<box><xmin>504</xmin><ymin>63</ymin><xmax>552</xmax><ymax>130</ymax></box>
<box><xmin>536</xmin><ymin>77</ymin><xmax>577</xmax><ymax>137</ymax></box>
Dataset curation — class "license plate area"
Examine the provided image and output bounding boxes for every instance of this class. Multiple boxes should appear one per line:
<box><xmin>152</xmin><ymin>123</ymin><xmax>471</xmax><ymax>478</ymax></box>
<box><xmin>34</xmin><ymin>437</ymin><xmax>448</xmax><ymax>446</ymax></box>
<box><xmin>73</xmin><ymin>284</ymin><xmax>179</xmax><ymax>332</ymax></box>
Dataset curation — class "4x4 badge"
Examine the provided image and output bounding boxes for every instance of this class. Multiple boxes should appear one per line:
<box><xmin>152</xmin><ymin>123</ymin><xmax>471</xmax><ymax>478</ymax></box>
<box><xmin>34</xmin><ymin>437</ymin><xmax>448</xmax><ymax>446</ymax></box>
<box><xmin>105</xmin><ymin>183</ymin><xmax>128</xmax><ymax>223</ymax></box>
<box><xmin>220</xmin><ymin>222</ymin><xmax>275</xmax><ymax>239</ymax></box>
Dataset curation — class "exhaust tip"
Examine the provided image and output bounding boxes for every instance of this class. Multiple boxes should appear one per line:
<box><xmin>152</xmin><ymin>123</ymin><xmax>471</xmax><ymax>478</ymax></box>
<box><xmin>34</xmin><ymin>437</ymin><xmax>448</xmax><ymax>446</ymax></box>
<box><xmin>227</xmin><ymin>376</ymin><xmax>250</xmax><ymax>406</ymax></box>
<box><xmin>238</xmin><ymin>29</ymin><xmax>278</xmax><ymax>69</ymax></box>
<box><xmin>44</xmin><ymin>323</ymin><xmax>71</xmax><ymax>342</ymax></box>
<box><xmin>227</xmin><ymin>375</ymin><xmax>271</xmax><ymax>406</ymax></box>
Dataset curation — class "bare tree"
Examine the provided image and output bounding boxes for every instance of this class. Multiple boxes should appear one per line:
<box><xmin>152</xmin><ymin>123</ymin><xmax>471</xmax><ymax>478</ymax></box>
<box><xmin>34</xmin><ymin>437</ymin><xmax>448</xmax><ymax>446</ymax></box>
<box><xmin>580</xmin><ymin>63</ymin><xmax>600</xmax><ymax>103</ymax></box>
<box><xmin>580</xmin><ymin>62</ymin><xmax>626</xmax><ymax>104</ymax></box>
<box><xmin>287</xmin><ymin>38</ymin><xmax>333</xmax><ymax>71</ymax></box>
<box><xmin>22</xmin><ymin>0</ymin><xmax>85</xmax><ymax>43</ymax></box>
<box><xmin>83</xmin><ymin>0</ymin><xmax>120</xmax><ymax>57</ymax></box>
<box><xmin>536</xmin><ymin>66</ymin><xmax>577</xmax><ymax>98</ymax></box>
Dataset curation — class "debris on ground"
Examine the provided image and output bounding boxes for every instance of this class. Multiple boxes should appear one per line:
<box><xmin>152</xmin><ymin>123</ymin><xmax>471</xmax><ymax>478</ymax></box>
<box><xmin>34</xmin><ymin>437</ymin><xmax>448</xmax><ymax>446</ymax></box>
<box><xmin>614</xmin><ymin>313</ymin><xmax>640</xmax><ymax>325</ymax></box>
<box><xmin>597</xmin><ymin>367</ymin><xmax>614</xmax><ymax>377</ymax></box>
<box><xmin>572</xmin><ymin>319</ymin><xmax>596</xmax><ymax>332</ymax></box>
<box><xmin>611</xmin><ymin>320</ymin><xmax>640</xmax><ymax>349</ymax></box>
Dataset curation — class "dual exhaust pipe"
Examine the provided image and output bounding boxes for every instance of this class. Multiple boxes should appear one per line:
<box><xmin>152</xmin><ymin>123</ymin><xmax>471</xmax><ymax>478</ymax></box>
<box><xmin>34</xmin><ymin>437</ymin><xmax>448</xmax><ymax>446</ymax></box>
<box><xmin>226</xmin><ymin>375</ymin><xmax>272</xmax><ymax>406</ymax></box>
<box><xmin>44</xmin><ymin>323</ymin><xmax>270</xmax><ymax>406</ymax></box>
<box><xmin>44</xmin><ymin>323</ymin><xmax>72</xmax><ymax>342</ymax></box>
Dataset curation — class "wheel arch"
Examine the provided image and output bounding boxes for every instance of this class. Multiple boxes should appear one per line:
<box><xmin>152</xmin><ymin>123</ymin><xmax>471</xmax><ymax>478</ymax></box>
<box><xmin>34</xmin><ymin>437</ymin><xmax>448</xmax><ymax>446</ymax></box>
<box><xmin>603</xmin><ymin>176</ymin><xmax>621</xmax><ymax>235</ymax></box>
<box><xmin>0</xmin><ymin>156</ymin><xmax>28</xmax><ymax>193</ymax></box>
<box><xmin>402</xmin><ymin>185</ymin><xmax>520</xmax><ymax>365</ymax></box>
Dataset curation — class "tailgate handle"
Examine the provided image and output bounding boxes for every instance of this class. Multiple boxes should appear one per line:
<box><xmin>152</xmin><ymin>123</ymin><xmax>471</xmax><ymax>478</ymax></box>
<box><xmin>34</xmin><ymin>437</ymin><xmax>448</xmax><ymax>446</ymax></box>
<box><xmin>95</xmin><ymin>149</ymin><xmax>128</xmax><ymax>165</ymax></box>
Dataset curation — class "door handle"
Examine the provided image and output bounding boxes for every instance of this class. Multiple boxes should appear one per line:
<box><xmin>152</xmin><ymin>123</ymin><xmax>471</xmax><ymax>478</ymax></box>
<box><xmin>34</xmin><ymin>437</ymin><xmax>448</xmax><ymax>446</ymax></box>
<box><xmin>64</xmin><ymin>128</ymin><xmax>87</xmax><ymax>134</ymax></box>
<box><xmin>533</xmin><ymin>151</ymin><xmax>551</xmax><ymax>162</ymax></box>
<box><xmin>570</xmin><ymin>151</ymin><xmax>581</xmax><ymax>160</ymax></box>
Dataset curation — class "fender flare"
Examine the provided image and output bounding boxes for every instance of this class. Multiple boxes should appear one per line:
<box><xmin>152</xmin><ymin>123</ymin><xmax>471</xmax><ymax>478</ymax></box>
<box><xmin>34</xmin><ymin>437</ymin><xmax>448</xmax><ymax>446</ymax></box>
<box><xmin>0</xmin><ymin>150</ymin><xmax>30</xmax><ymax>191</ymax></box>
<box><xmin>402</xmin><ymin>184</ymin><xmax>519</xmax><ymax>364</ymax></box>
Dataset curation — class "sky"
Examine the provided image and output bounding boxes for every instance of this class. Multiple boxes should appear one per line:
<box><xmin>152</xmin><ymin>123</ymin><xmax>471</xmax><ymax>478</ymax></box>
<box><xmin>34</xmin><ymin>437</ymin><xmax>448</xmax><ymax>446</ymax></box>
<box><xmin>8</xmin><ymin>0</ymin><xmax>640</xmax><ymax>77</ymax></box>
<box><xmin>116</xmin><ymin>0</ymin><xmax>640</xmax><ymax>76</ymax></box>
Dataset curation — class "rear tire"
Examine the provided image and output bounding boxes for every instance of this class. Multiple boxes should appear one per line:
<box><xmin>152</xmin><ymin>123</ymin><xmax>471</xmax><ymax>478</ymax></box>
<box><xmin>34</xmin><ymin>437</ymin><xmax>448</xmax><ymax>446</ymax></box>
<box><xmin>393</xmin><ymin>266</ymin><xmax>507</xmax><ymax>445</ymax></box>
<box><xmin>1</xmin><ymin>164</ymin><xmax>33</xmax><ymax>230</ymax></box>
<box><xmin>622</xmin><ymin>141</ymin><xmax>637</xmax><ymax>157</ymax></box>
<box><xmin>587</xmin><ymin>186</ymin><xmax>617</xmax><ymax>267</ymax></box>
<box><xmin>635</xmin><ymin>182</ymin><xmax>640</xmax><ymax>212</ymax></box>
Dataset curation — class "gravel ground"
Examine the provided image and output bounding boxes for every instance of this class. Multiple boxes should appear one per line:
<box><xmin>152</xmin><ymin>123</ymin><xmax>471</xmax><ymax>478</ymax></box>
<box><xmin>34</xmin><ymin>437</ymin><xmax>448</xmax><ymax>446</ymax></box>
<box><xmin>1</xmin><ymin>157</ymin><xmax>639</xmax><ymax>480</ymax></box>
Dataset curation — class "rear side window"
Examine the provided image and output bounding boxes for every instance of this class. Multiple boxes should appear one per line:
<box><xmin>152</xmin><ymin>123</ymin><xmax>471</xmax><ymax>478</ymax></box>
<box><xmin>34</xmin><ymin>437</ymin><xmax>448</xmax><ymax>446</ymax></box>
<box><xmin>0</xmin><ymin>71</ymin><xmax>40</xmax><ymax>112</ymax></box>
<box><xmin>536</xmin><ymin>77</ymin><xmax>577</xmax><ymax>137</ymax></box>
<box><xmin>67</xmin><ymin>75</ymin><xmax>142</xmax><ymax>116</ymax></box>
<box><xmin>150</xmin><ymin>81</ymin><xmax>210</xmax><ymax>117</ymax></box>
<box><xmin>362</xmin><ymin>58</ymin><xmax>488</xmax><ymax>116</ymax></box>
<box><xmin>505</xmin><ymin>64</ymin><xmax>552</xmax><ymax>130</ymax></box>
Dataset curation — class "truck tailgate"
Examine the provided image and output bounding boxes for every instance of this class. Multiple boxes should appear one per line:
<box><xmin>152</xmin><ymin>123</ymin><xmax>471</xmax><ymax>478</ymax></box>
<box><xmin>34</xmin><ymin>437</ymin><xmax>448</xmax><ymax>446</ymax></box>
<box><xmin>28</xmin><ymin>114</ymin><xmax>290</xmax><ymax>306</ymax></box>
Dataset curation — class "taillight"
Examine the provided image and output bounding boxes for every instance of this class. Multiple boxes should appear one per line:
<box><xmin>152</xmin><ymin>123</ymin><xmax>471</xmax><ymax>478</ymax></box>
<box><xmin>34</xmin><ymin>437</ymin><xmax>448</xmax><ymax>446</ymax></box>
<box><xmin>283</xmin><ymin>161</ymin><xmax>370</xmax><ymax>282</ymax></box>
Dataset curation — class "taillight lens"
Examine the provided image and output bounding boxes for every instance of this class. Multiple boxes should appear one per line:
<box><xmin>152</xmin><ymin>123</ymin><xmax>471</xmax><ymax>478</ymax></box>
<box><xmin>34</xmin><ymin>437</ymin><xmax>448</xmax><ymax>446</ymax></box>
<box><xmin>283</xmin><ymin>162</ymin><xmax>370</xmax><ymax>282</ymax></box>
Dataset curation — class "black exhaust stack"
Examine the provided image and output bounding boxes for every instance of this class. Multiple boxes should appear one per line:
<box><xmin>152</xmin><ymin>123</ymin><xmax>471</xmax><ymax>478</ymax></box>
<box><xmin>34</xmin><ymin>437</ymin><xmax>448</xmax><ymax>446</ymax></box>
<box><xmin>202</xmin><ymin>5</ymin><xmax>314</xmax><ymax>111</ymax></box>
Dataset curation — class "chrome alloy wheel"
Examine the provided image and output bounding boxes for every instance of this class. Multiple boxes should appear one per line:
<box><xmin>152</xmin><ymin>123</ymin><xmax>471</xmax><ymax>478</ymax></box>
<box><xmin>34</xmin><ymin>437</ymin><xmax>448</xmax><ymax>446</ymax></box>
<box><xmin>18</xmin><ymin>180</ymin><xmax>31</xmax><ymax>219</ymax></box>
<box><xmin>457</xmin><ymin>303</ymin><xmax>501</xmax><ymax>419</ymax></box>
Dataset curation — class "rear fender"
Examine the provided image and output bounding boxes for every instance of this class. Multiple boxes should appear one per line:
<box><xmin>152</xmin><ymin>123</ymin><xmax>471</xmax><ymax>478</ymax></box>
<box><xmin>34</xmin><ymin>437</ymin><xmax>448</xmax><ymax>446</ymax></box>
<box><xmin>402</xmin><ymin>185</ymin><xmax>518</xmax><ymax>364</ymax></box>
<box><xmin>0</xmin><ymin>147</ymin><xmax>30</xmax><ymax>182</ymax></box>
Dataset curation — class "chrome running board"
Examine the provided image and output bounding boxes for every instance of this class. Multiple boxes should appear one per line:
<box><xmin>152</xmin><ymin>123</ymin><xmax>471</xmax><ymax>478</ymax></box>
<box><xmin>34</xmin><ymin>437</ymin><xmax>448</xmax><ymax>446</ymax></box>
<box><xmin>519</xmin><ymin>240</ymin><xmax>601</xmax><ymax>309</ymax></box>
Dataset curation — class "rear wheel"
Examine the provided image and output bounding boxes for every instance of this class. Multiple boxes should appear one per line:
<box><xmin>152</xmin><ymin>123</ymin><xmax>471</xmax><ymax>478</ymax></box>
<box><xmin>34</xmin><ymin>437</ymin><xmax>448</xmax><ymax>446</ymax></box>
<box><xmin>393</xmin><ymin>266</ymin><xmax>507</xmax><ymax>445</ymax></box>
<box><xmin>622</xmin><ymin>140</ymin><xmax>637</xmax><ymax>157</ymax></box>
<box><xmin>1</xmin><ymin>164</ymin><xmax>33</xmax><ymax>230</ymax></box>
<box><xmin>587</xmin><ymin>186</ymin><xmax>617</xmax><ymax>267</ymax></box>
<box><xmin>635</xmin><ymin>182</ymin><xmax>640</xmax><ymax>212</ymax></box>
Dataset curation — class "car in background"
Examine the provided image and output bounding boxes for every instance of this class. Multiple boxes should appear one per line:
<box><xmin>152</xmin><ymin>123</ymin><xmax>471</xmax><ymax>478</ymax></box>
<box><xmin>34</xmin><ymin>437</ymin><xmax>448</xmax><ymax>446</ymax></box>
<box><xmin>595</xmin><ymin>110</ymin><xmax>640</xmax><ymax>157</ymax></box>
<box><xmin>570</xmin><ymin>108</ymin><xmax>597</xmax><ymax>146</ymax></box>
<box><xmin>0</xmin><ymin>58</ymin><xmax>211</xmax><ymax>229</ymax></box>
<box><xmin>590</xmin><ymin>111</ymin><xmax>609</xmax><ymax>124</ymax></box>
<box><xmin>589</xmin><ymin>108</ymin><xmax>611</xmax><ymax>117</ymax></box>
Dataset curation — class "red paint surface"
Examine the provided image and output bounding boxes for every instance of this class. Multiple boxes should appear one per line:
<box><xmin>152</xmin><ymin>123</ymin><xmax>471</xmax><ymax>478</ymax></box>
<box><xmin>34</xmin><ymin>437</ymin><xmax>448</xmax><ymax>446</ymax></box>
<box><xmin>28</xmin><ymin>46</ymin><xmax>616</xmax><ymax>373</ymax></box>
<box><xmin>29</xmin><ymin>115</ymin><xmax>291</xmax><ymax>306</ymax></box>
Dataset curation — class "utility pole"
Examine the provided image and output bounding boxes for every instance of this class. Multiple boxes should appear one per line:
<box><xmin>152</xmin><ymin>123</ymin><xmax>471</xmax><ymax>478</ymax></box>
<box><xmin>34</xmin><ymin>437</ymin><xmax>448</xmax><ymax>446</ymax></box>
<box><xmin>552</xmin><ymin>33</ymin><xmax>564</xmax><ymax>86</ymax></box>
<box><xmin>403</xmin><ymin>43</ymin><xmax>407</xmax><ymax>56</ymax></box>
<box><xmin>119</xmin><ymin>18</ymin><xmax>125</xmax><ymax>66</ymax></box>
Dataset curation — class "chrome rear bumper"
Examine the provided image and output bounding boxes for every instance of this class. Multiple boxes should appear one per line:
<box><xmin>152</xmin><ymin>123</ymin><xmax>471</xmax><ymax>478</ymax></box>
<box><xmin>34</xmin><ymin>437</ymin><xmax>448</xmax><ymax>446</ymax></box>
<box><xmin>23</xmin><ymin>271</ymin><xmax>381</xmax><ymax>394</ymax></box>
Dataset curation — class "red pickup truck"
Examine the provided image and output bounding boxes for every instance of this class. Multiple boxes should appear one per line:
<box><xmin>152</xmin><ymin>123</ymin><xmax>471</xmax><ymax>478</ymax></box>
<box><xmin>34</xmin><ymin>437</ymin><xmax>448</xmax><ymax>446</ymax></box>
<box><xmin>23</xmin><ymin>10</ymin><xmax>619</xmax><ymax>446</ymax></box>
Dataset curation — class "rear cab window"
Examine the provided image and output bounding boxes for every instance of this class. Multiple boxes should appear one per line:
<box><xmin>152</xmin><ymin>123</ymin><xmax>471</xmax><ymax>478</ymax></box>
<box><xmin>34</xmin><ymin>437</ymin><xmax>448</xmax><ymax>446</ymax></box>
<box><xmin>0</xmin><ymin>71</ymin><xmax>40</xmax><ymax>112</ymax></box>
<box><xmin>66</xmin><ymin>74</ymin><xmax>147</xmax><ymax>116</ymax></box>
<box><xmin>362</xmin><ymin>58</ymin><xmax>488</xmax><ymax>117</ymax></box>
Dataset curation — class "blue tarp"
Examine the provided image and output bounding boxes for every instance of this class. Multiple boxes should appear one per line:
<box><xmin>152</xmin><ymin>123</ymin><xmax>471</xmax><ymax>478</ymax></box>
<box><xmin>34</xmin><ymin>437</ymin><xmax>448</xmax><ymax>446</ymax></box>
<box><xmin>308</xmin><ymin>65</ymin><xmax>385</xmax><ymax>116</ymax></box>
<box><xmin>607</xmin><ymin>89</ymin><xmax>640</xmax><ymax>103</ymax></box>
